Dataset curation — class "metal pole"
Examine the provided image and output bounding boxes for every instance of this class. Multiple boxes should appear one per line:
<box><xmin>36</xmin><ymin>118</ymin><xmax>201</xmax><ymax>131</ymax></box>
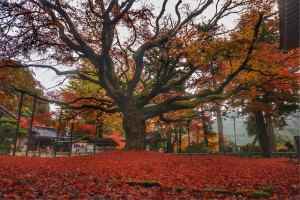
<box><xmin>26</xmin><ymin>97</ymin><xmax>37</xmax><ymax>156</ymax></box>
<box><xmin>54</xmin><ymin>109</ymin><xmax>63</xmax><ymax>157</ymax></box>
<box><xmin>233</xmin><ymin>116</ymin><xmax>238</xmax><ymax>152</ymax></box>
<box><xmin>13</xmin><ymin>92</ymin><xmax>24</xmax><ymax>156</ymax></box>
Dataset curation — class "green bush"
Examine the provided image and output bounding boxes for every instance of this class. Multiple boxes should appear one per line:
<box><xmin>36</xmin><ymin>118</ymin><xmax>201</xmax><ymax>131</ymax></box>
<box><xmin>0</xmin><ymin>119</ymin><xmax>27</xmax><ymax>153</ymax></box>
<box><xmin>184</xmin><ymin>142</ymin><xmax>210</xmax><ymax>153</ymax></box>
<box><xmin>223</xmin><ymin>144</ymin><xmax>234</xmax><ymax>153</ymax></box>
<box><xmin>0</xmin><ymin>143</ymin><xmax>10</xmax><ymax>153</ymax></box>
<box><xmin>0</xmin><ymin>122</ymin><xmax>16</xmax><ymax>152</ymax></box>
<box><xmin>240</xmin><ymin>144</ymin><xmax>261</xmax><ymax>152</ymax></box>
<box><xmin>250</xmin><ymin>190</ymin><xmax>272</xmax><ymax>199</ymax></box>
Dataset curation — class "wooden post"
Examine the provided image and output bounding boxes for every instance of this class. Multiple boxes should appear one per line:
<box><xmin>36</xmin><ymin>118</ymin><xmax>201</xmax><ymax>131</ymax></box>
<box><xmin>26</xmin><ymin>97</ymin><xmax>37</xmax><ymax>156</ymax></box>
<box><xmin>69</xmin><ymin>122</ymin><xmax>74</xmax><ymax>156</ymax></box>
<box><xmin>178</xmin><ymin>126</ymin><xmax>182</xmax><ymax>153</ymax></box>
<box><xmin>54</xmin><ymin>109</ymin><xmax>63</xmax><ymax>157</ymax></box>
<box><xmin>53</xmin><ymin>143</ymin><xmax>56</xmax><ymax>157</ymax></box>
<box><xmin>187</xmin><ymin>120</ymin><xmax>191</xmax><ymax>146</ymax></box>
<box><xmin>57</xmin><ymin>109</ymin><xmax>63</xmax><ymax>136</ymax></box>
<box><xmin>201</xmin><ymin>112</ymin><xmax>209</xmax><ymax>147</ymax></box>
<box><xmin>93</xmin><ymin>140</ymin><xmax>96</xmax><ymax>155</ymax></box>
<box><xmin>295</xmin><ymin>136</ymin><xmax>300</xmax><ymax>159</ymax></box>
<box><xmin>38</xmin><ymin>140</ymin><xmax>41</xmax><ymax>157</ymax></box>
<box><xmin>175</xmin><ymin>128</ymin><xmax>179</xmax><ymax>153</ymax></box>
<box><xmin>166</xmin><ymin>128</ymin><xmax>172</xmax><ymax>153</ymax></box>
<box><xmin>13</xmin><ymin>92</ymin><xmax>24</xmax><ymax>156</ymax></box>
<box><xmin>96</xmin><ymin>112</ymin><xmax>103</xmax><ymax>138</ymax></box>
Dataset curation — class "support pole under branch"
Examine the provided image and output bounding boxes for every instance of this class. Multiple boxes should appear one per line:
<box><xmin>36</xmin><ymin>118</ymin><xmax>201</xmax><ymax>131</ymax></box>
<box><xmin>13</xmin><ymin>92</ymin><xmax>24</xmax><ymax>156</ymax></box>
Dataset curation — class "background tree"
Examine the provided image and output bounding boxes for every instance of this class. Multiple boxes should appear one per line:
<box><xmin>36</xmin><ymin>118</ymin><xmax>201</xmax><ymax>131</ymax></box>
<box><xmin>0</xmin><ymin>60</ymin><xmax>51</xmax><ymax>152</ymax></box>
<box><xmin>0</xmin><ymin>61</ymin><xmax>48</xmax><ymax>114</ymax></box>
<box><xmin>224</xmin><ymin>10</ymin><xmax>300</xmax><ymax>157</ymax></box>
<box><xmin>58</xmin><ymin>63</ymin><xmax>123</xmax><ymax>136</ymax></box>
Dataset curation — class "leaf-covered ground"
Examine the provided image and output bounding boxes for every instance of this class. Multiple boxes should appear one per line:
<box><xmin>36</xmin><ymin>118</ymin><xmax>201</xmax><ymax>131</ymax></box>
<box><xmin>0</xmin><ymin>152</ymin><xmax>299</xmax><ymax>199</ymax></box>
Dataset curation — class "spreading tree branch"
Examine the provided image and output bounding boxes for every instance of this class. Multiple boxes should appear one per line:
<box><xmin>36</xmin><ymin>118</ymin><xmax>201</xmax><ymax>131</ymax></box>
<box><xmin>143</xmin><ymin>13</ymin><xmax>264</xmax><ymax>119</ymax></box>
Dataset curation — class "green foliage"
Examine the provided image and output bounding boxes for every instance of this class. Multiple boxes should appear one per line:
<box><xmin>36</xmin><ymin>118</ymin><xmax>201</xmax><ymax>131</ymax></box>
<box><xmin>223</xmin><ymin>144</ymin><xmax>234</xmax><ymax>153</ymax></box>
<box><xmin>240</xmin><ymin>143</ymin><xmax>261</xmax><ymax>152</ymax></box>
<box><xmin>259</xmin><ymin>23</ymin><xmax>278</xmax><ymax>43</ymax></box>
<box><xmin>245</xmin><ymin>114</ymin><xmax>257</xmax><ymax>137</ymax></box>
<box><xmin>0</xmin><ymin>119</ymin><xmax>26</xmax><ymax>152</ymax></box>
<box><xmin>278</xmin><ymin>104</ymin><xmax>299</xmax><ymax>116</ymax></box>
<box><xmin>250</xmin><ymin>189</ymin><xmax>272</xmax><ymax>199</ymax></box>
<box><xmin>127</xmin><ymin>180</ymin><xmax>161</xmax><ymax>188</ymax></box>
<box><xmin>260</xmin><ymin>186</ymin><xmax>273</xmax><ymax>194</ymax></box>
<box><xmin>0</xmin><ymin>123</ymin><xmax>15</xmax><ymax>152</ymax></box>
<box><xmin>59</xmin><ymin>61</ymin><xmax>123</xmax><ymax>135</ymax></box>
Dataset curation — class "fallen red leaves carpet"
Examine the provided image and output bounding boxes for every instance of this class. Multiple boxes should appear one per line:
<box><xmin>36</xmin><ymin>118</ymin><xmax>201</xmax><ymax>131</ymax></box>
<box><xmin>0</xmin><ymin>152</ymin><xmax>299</xmax><ymax>200</ymax></box>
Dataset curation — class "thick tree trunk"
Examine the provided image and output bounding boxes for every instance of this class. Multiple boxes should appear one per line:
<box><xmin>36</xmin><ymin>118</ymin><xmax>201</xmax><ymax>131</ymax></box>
<box><xmin>254</xmin><ymin>111</ymin><xmax>273</xmax><ymax>157</ymax></box>
<box><xmin>265</xmin><ymin>114</ymin><xmax>276</xmax><ymax>151</ymax></box>
<box><xmin>123</xmin><ymin>108</ymin><xmax>146</xmax><ymax>150</ymax></box>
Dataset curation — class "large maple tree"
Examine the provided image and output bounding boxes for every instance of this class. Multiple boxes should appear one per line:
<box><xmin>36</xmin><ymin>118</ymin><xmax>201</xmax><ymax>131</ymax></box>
<box><xmin>0</xmin><ymin>0</ymin><xmax>272</xmax><ymax>149</ymax></box>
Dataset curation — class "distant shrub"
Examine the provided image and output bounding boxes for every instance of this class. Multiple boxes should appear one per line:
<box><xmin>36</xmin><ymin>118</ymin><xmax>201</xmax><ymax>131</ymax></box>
<box><xmin>277</xmin><ymin>141</ymin><xmax>295</xmax><ymax>152</ymax></box>
<box><xmin>0</xmin><ymin>120</ymin><xmax>27</xmax><ymax>153</ymax></box>
<box><xmin>184</xmin><ymin>142</ymin><xmax>210</xmax><ymax>153</ymax></box>
<box><xmin>223</xmin><ymin>144</ymin><xmax>234</xmax><ymax>153</ymax></box>
<box><xmin>250</xmin><ymin>190</ymin><xmax>272</xmax><ymax>199</ymax></box>
<box><xmin>240</xmin><ymin>144</ymin><xmax>261</xmax><ymax>152</ymax></box>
